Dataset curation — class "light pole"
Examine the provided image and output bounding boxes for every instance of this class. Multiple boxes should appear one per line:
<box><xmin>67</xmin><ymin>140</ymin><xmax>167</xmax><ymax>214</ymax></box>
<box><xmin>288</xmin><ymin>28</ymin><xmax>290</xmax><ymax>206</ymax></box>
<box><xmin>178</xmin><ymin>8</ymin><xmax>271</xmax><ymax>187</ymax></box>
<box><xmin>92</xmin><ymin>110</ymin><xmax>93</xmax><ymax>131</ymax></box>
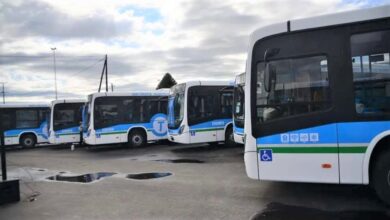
<box><xmin>0</xmin><ymin>82</ymin><xmax>5</xmax><ymax>104</ymax></box>
<box><xmin>51</xmin><ymin>47</ymin><xmax>58</xmax><ymax>100</ymax></box>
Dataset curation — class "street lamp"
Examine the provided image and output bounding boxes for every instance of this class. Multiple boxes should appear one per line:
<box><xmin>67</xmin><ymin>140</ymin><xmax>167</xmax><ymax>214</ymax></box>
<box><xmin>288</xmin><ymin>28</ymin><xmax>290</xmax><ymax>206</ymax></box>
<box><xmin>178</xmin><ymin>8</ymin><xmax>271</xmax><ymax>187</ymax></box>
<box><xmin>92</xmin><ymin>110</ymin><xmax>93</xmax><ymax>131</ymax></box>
<box><xmin>51</xmin><ymin>47</ymin><xmax>58</xmax><ymax>100</ymax></box>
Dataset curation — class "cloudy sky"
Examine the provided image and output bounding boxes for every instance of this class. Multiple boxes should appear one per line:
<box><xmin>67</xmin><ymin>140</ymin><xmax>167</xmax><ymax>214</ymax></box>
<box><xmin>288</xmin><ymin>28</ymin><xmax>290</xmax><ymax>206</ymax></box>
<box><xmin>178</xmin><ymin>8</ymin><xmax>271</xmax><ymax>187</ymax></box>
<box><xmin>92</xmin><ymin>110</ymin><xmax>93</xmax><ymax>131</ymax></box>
<box><xmin>0</xmin><ymin>0</ymin><xmax>388</xmax><ymax>103</ymax></box>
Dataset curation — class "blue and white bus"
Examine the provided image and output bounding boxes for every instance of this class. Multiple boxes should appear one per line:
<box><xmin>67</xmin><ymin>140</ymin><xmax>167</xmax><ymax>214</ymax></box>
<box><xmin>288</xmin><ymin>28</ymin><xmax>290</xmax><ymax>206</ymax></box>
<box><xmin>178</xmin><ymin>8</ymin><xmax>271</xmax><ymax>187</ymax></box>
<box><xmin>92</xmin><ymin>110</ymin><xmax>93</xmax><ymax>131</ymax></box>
<box><xmin>49</xmin><ymin>99</ymin><xmax>85</xmax><ymax>144</ymax></box>
<box><xmin>244</xmin><ymin>6</ymin><xmax>390</xmax><ymax>204</ymax></box>
<box><xmin>167</xmin><ymin>81</ymin><xmax>235</xmax><ymax>146</ymax></box>
<box><xmin>233</xmin><ymin>73</ymin><xmax>245</xmax><ymax>144</ymax></box>
<box><xmin>83</xmin><ymin>92</ymin><xmax>169</xmax><ymax>146</ymax></box>
<box><xmin>0</xmin><ymin>104</ymin><xmax>50</xmax><ymax>147</ymax></box>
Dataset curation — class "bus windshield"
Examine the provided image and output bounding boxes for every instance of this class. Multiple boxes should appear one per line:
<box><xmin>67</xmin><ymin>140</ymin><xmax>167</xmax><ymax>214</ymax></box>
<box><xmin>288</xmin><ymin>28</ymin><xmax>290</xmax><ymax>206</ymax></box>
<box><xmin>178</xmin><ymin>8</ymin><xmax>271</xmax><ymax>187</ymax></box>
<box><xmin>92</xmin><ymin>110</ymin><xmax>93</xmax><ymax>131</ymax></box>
<box><xmin>233</xmin><ymin>85</ymin><xmax>245</xmax><ymax>128</ymax></box>
<box><xmin>168</xmin><ymin>84</ymin><xmax>185</xmax><ymax>129</ymax></box>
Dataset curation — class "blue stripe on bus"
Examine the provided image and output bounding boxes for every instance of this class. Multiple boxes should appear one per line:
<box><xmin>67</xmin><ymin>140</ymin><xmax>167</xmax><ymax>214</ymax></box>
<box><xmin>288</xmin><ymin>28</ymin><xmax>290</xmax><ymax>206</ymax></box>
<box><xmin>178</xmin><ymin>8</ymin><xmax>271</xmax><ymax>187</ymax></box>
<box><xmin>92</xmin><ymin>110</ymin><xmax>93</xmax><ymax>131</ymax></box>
<box><xmin>234</xmin><ymin>126</ymin><xmax>244</xmax><ymax>135</ymax></box>
<box><xmin>189</xmin><ymin>118</ymin><xmax>232</xmax><ymax>131</ymax></box>
<box><xmin>168</xmin><ymin>128</ymin><xmax>180</xmax><ymax>135</ymax></box>
<box><xmin>54</xmin><ymin>126</ymin><xmax>80</xmax><ymax>137</ymax></box>
<box><xmin>257</xmin><ymin>121</ymin><xmax>390</xmax><ymax>145</ymax></box>
<box><xmin>4</xmin><ymin>121</ymin><xmax>49</xmax><ymax>139</ymax></box>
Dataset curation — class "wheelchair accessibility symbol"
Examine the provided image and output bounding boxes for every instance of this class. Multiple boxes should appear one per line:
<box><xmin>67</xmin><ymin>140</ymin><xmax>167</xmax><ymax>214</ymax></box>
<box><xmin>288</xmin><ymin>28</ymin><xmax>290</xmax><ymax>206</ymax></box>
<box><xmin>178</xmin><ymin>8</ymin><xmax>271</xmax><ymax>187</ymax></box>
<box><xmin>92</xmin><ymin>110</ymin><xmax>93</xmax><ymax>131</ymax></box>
<box><xmin>260</xmin><ymin>149</ymin><xmax>273</xmax><ymax>162</ymax></box>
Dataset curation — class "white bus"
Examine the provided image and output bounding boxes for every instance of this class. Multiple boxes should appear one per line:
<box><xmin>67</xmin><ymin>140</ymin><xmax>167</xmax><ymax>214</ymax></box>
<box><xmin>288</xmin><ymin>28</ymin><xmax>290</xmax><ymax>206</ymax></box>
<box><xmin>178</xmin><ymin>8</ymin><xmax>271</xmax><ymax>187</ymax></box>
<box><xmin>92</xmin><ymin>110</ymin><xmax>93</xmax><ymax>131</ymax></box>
<box><xmin>233</xmin><ymin>73</ymin><xmax>245</xmax><ymax>144</ymax></box>
<box><xmin>0</xmin><ymin>103</ymin><xmax>50</xmax><ymax>147</ymax></box>
<box><xmin>244</xmin><ymin>6</ymin><xmax>390</xmax><ymax>204</ymax></box>
<box><xmin>83</xmin><ymin>92</ymin><xmax>169</xmax><ymax>146</ymax></box>
<box><xmin>167</xmin><ymin>81</ymin><xmax>235</xmax><ymax>146</ymax></box>
<box><xmin>48</xmin><ymin>99</ymin><xmax>85</xmax><ymax>144</ymax></box>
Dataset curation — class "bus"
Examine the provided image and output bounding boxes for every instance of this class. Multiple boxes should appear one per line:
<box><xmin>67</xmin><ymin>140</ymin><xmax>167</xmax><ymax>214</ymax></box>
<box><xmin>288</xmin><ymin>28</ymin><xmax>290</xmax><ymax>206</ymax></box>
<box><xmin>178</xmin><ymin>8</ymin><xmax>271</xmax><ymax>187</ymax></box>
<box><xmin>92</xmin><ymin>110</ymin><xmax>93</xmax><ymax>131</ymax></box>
<box><xmin>48</xmin><ymin>99</ymin><xmax>85</xmax><ymax>144</ymax></box>
<box><xmin>244</xmin><ymin>5</ymin><xmax>390</xmax><ymax>204</ymax></box>
<box><xmin>233</xmin><ymin>73</ymin><xmax>245</xmax><ymax>144</ymax></box>
<box><xmin>167</xmin><ymin>81</ymin><xmax>235</xmax><ymax>146</ymax></box>
<box><xmin>0</xmin><ymin>104</ymin><xmax>50</xmax><ymax>147</ymax></box>
<box><xmin>83</xmin><ymin>92</ymin><xmax>169</xmax><ymax>146</ymax></box>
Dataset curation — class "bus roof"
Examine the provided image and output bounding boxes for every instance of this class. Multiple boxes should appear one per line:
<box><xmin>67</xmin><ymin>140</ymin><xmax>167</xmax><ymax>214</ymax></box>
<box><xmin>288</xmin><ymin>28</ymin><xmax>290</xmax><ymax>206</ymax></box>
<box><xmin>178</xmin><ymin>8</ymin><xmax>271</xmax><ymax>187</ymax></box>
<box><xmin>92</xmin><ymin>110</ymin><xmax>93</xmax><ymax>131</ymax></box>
<box><xmin>181</xmin><ymin>81</ymin><xmax>234</xmax><ymax>87</ymax></box>
<box><xmin>51</xmin><ymin>99</ymin><xmax>86</xmax><ymax>105</ymax></box>
<box><xmin>249</xmin><ymin>5</ymin><xmax>389</xmax><ymax>49</ymax></box>
<box><xmin>0</xmin><ymin>103</ymin><xmax>49</xmax><ymax>108</ymax></box>
<box><xmin>89</xmin><ymin>91</ymin><xmax>170</xmax><ymax>98</ymax></box>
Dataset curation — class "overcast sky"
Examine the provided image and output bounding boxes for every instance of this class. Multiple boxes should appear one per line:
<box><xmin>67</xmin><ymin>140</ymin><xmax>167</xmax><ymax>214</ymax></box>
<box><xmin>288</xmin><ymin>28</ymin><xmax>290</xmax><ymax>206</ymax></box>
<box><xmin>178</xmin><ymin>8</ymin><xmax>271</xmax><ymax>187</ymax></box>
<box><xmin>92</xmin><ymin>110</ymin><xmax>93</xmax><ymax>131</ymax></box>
<box><xmin>0</xmin><ymin>0</ymin><xmax>388</xmax><ymax>103</ymax></box>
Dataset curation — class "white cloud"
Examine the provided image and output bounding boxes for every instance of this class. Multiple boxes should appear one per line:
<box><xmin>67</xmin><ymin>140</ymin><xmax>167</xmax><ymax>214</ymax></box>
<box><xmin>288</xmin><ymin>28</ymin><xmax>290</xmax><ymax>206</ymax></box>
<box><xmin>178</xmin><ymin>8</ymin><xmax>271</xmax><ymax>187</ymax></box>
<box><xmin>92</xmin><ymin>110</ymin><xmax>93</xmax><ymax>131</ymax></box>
<box><xmin>0</xmin><ymin>0</ymin><xmax>385</xmax><ymax>102</ymax></box>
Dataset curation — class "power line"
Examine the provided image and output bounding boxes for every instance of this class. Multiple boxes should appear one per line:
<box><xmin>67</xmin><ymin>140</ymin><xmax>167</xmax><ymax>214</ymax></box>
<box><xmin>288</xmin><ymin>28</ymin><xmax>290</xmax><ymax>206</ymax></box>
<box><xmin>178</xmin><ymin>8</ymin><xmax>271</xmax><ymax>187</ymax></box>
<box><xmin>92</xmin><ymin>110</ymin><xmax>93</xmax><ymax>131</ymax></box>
<box><xmin>67</xmin><ymin>57</ymin><xmax>105</xmax><ymax>78</ymax></box>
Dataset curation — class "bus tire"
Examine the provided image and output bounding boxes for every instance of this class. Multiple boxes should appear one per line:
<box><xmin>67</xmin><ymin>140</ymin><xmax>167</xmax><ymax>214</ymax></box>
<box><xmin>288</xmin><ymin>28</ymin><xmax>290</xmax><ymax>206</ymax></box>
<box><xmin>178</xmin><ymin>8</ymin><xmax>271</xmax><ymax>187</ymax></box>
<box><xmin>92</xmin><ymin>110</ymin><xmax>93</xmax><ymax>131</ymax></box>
<box><xmin>224</xmin><ymin>126</ymin><xmax>236</xmax><ymax>147</ymax></box>
<box><xmin>128</xmin><ymin>130</ymin><xmax>146</xmax><ymax>147</ymax></box>
<box><xmin>20</xmin><ymin>134</ymin><xmax>36</xmax><ymax>148</ymax></box>
<box><xmin>372</xmin><ymin>149</ymin><xmax>390</xmax><ymax>206</ymax></box>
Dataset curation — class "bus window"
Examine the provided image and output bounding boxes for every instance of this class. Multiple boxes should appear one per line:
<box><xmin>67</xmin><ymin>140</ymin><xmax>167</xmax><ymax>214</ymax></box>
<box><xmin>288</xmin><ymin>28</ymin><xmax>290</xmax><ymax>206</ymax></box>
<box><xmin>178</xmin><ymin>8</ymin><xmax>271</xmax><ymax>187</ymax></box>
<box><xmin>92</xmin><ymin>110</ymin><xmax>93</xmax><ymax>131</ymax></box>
<box><xmin>159</xmin><ymin>99</ymin><xmax>167</xmax><ymax>114</ymax></box>
<box><xmin>95</xmin><ymin>99</ymin><xmax>120</xmax><ymax>129</ymax></box>
<box><xmin>351</xmin><ymin>30</ymin><xmax>390</xmax><ymax>115</ymax></box>
<box><xmin>256</xmin><ymin>55</ymin><xmax>330</xmax><ymax>122</ymax></box>
<box><xmin>16</xmin><ymin>109</ymin><xmax>39</xmax><ymax>128</ymax></box>
<box><xmin>141</xmin><ymin>98</ymin><xmax>158</xmax><ymax>122</ymax></box>
<box><xmin>0</xmin><ymin>110</ymin><xmax>13</xmax><ymax>131</ymax></box>
<box><xmin>220</xmin><ymin>92</ymin><xmax>233</xmax><ymax>118</ymax></box>
<box><xmin>122</xmin><ymin>98</ymin><xmax>141</xmax><ymax>123</ymax></box>
<box><xmin>54</xmin><ymin>109</ymin><xmax>74</xmax><ymax>129</ymax></box>
<box><xmin>188</xmin><ymin>86</ymin><xmax>217</xmax><ymax>126</ymax></box>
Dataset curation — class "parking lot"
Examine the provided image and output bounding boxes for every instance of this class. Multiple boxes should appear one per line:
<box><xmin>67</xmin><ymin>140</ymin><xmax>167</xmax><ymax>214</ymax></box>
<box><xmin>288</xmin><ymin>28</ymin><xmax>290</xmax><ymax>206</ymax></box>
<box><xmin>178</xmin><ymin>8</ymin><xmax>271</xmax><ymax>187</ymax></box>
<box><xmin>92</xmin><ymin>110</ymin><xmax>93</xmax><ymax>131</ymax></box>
<box><xmin>0</xmin><ymin>143</ymin><xmax>389</xmax><ymax>220</ymax></box>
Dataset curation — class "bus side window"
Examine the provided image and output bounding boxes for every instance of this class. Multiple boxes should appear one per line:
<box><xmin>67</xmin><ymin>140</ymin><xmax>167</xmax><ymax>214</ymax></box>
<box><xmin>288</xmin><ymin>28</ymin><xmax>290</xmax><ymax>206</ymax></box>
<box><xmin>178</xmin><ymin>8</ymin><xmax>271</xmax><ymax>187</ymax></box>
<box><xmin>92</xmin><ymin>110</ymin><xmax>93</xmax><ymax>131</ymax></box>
<box><xmin>220</xmin><ymin>92</ymin><xmax>233</xmax><ymax>118</ymax></box>
<box><xmin>16</xmin><ymin>109</ymin><xmax>39</xmax><ymax>129</ymax></box>
<box><xmin>0</xmin><ymin>109</ymin><xmax>13</xmax><ymax>131</ymax></box>
<box><xmin>351</xmin><ymin>30</ymin><xmax>390</xmax><ymax>115</ymax></box>
<box><xmin>159</xmin><ymin>100</ymin><xmax>168</xmax><ymax>114</ymax></box>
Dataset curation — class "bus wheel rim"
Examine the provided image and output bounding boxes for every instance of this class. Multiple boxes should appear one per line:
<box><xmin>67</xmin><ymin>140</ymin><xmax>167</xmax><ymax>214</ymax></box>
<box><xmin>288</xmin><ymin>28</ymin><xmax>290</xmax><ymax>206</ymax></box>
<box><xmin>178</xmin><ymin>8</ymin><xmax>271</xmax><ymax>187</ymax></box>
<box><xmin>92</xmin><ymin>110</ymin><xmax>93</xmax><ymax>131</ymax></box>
<box><xmin>25</xmin><ymin>139</ymin><xmax>32</xmax><ymax>145</ymax></box>
<box><xmin>132</xmin><ymin>135</ymin><xmax>142</xmax><ymax>145</ymax></box>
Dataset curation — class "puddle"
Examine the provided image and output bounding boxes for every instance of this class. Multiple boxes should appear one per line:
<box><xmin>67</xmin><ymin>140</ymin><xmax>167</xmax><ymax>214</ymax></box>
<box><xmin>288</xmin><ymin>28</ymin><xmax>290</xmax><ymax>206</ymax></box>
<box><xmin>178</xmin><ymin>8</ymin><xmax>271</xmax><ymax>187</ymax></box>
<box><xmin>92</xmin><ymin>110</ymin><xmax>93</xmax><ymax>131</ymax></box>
<box><xmin>126</xmin><ymin>172</ymin><xmax>172</xmax><ymax>180</ymax></box>
<box><xmin>251</xmin><ymin>203</ymin><xmax>390</xmax><ymax>220</ymax></box>
<box><xmin>155</xmin><ymin>159</ymin><xmax>204</xmax><ymax>163</ymax></box>
<box><xmin>47</xmin><ymin>172</ymin><xmax>116</xmax><ymax>183</ymax></box>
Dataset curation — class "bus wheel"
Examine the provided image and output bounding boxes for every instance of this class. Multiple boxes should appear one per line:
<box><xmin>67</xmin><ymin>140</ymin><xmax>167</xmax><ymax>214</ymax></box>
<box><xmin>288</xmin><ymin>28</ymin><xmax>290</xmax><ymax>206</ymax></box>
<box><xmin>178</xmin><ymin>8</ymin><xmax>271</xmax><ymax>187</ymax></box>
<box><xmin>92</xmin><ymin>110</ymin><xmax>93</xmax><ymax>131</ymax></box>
<box><xmin>224</xmin><ymin>127</ymin><xmax>236</xmax><ymax>147</ymax></box>
<box><xmin>20</xmin><ymin>134</ymin><xmax>36</xmax><ymax>148</ymax></box>
<box><xmin>373</xmin><ymin>150</ymin><xmax>390</xmax><ymax>206</ymax></box>
<box><xmin>128</xmin><ymin>130</ymin><xmax>146</xmax><ymax>147</ymax></box>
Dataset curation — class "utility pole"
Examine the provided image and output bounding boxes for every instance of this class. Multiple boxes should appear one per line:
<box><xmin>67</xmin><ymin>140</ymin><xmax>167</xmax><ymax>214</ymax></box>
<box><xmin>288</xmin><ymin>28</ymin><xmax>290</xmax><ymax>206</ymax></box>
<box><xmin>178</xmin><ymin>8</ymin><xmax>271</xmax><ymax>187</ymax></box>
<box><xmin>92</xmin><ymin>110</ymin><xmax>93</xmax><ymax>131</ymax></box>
<box><xmin>51</xmin><ymin>47</ymin><xmax>58</xmax><ymax>100</ymax></box>
<box><xmin>0</xmin><ymin>82</ymin><xmax>5</xmax><ymax>104</ymax></box>
<box><xmin>111</xmin><ymin>83</ymin><xmax>114</xmax><ymax>92</ymax></box>
<box><xmin>105</xmin><ymin>54</ymin><xmax>108</xmax><ymax>92</ymax></box>
<box><xmin>98</xmin><ymin>55</ymin><xmax>108</xmax><ymax>92</ymax></box>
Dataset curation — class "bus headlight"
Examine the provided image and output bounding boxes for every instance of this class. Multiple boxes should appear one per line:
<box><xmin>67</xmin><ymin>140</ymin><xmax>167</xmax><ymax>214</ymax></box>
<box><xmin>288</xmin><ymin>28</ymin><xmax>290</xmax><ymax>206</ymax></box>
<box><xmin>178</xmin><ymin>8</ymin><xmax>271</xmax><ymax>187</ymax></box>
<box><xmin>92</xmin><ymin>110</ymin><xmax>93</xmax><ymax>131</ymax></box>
<box><xmin>178</xmin><ymin>125</ymin><xmax>185</xmax><ymax>135</ymax></box>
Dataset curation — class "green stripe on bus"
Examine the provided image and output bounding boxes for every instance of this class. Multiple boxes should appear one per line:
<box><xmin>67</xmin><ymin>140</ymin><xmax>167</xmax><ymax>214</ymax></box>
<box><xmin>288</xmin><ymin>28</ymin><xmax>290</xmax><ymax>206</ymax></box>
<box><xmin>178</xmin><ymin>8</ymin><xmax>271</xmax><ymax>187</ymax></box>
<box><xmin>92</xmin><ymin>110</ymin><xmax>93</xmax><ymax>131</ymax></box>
<box><xmin>4</xmin><ymin>135</ymin><xmax>18</xmax><ymax>138</ymax></box>
<box><xmin>58</xmin><ymin>133</ymin><xmax>79</xmax><ymax>136</ymax></box>
<box><xmin>257</xmin><ymin>146</ymin><xmax>367</xmax><ymax>154</ymax></box>
<box><xmin>99</xmin><ymin>131</ymin><xmax>127</xmax><ymax>135</ymax></box>
<box><xmin>191</xmin><ymin>128</ymin><xmax>225</xmax><ymax>133</ymax></box>
<box><xmin>339</xmin><ymin>147</ymin><xmax>367</xmax><ymax>153</ymax></box>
